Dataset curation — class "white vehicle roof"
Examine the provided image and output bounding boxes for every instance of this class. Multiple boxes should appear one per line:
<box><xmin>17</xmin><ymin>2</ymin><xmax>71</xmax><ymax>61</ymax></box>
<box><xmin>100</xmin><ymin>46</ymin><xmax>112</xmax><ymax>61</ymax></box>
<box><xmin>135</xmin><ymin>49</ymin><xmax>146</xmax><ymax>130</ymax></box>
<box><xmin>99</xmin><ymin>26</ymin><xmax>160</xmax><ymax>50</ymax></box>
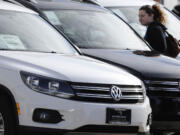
<box><xmin>96</xmin><ymin>0</ymin><xmax>156</xmax><ymax>7</ymax></box>
<box><xmin>0</xmin><ymin>1</ymin><xmax>37</xmax><ymax>14</ymax></box>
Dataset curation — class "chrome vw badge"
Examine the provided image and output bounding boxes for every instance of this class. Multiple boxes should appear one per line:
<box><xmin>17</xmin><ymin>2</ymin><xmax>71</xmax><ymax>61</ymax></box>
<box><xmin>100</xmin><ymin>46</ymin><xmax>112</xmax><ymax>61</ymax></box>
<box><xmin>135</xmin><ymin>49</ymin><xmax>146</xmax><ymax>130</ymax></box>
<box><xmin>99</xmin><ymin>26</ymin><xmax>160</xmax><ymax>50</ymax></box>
<box><xmin>110</xmin><ymin>86</ymin><xmax>122</xmax><ymax>101</ymax></box>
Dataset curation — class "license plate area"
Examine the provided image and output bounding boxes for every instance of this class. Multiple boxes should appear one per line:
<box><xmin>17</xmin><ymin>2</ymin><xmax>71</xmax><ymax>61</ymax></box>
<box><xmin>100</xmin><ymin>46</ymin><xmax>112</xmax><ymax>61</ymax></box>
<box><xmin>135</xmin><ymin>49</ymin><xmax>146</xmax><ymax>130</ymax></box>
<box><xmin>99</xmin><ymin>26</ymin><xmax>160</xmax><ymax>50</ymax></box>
<box><xmin>106</xmin><ymin>108</ymin><xmax>131</xmax><ymax>125</ymax></box>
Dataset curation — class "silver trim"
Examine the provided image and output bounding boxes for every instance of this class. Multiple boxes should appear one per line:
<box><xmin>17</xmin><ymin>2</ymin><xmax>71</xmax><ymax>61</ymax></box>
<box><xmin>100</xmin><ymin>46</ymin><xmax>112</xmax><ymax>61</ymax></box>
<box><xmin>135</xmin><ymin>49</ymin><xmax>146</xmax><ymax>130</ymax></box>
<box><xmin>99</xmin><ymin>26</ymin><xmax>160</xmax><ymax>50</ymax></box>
<box><xmin>72</xmin><ymin>85</ymin><xmax>143</xmax><ymax>92</ymax></box>
<box><xmin>76</xmin><ymin>93</ymin><xmax>112</xmax><ymax>99</ymax></box>
<box><xmin>76</xmin><ymin>93</ymin><xmax>143</xmax><ymax>100</ymax></box>
<box><xmin>71</xmin><ymin>85</ymin><xmax>109</xmax><ymax>91</ymax></box>
<box><xmin>121</xmin><ymin>95</ymin><xmax>144</xmax><ymax>100</ymax></box>
<box><xmin>145</xmin><ymin>80</ymin><xmax>178</xmax><ymax>85</ymax></box>
<box><xmin>72</xmin><ymin>84</ymin><xmax>144</xmax><ymax>101</ymax></box>
<box><xmin>121</xmin><ymin>88</ymin><xmax>143</xmax><ymax>92</ymax></box>
<box><xmin>0</xmin><ymin>113</ymin><xmax>4</xmax><ymax>135</ymax></box>
<box><xmin>110</xmin><ymin>86</ymin><xmax>122</xmax><ymax>101</ymax></box>
<box><xmin>148</xmin><ymin>87</ymin><xmax>180</xmax><ymax>91</ymax></box>
<box><xmin>145</xmin><ymin>80</ymin><xmax>180</xmax><ymax>92</ymax></box>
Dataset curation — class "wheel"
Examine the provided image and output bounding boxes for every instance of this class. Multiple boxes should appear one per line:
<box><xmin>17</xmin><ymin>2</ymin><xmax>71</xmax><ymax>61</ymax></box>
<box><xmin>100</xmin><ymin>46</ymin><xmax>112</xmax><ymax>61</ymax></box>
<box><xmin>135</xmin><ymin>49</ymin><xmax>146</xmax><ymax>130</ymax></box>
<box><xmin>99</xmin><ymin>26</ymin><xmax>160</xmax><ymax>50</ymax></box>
<box><xmin>153</xmin><ymin>132</ymin><xmax>176</xmax><ymax>135</ymax></box>
<box><xmin>138</xmin><ymin>132</ymin><xmax>151</xmax><ymax>135</ymax></box>
<box><xmin>0</xmin><ymin>95</ymin><xmax>16</xmax><ymax>135</ymax></box>
<box><xmin>152</xmin><ymin>131</ymin><xmax>163</xmax><ymax>135</ymax></box>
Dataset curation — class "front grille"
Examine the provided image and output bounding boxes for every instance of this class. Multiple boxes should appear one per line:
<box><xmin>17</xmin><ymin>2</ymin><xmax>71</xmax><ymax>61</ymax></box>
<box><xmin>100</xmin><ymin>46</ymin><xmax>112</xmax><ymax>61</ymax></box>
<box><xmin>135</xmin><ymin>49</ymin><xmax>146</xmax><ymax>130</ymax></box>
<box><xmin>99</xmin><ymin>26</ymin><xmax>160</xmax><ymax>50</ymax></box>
<box><xmin>70</xmin><ymin>83</ymin><xmax>144</xmax><ymax>103</ymax></box>
<box><xmin>145</xmin><ymin>80</ymin><xmax>180</xmax><ymax>97</ymax></box>
<box><xmin>145</xmin><ymin>80</ymin><xmax>180</xmax><ymax>91</ymax></box>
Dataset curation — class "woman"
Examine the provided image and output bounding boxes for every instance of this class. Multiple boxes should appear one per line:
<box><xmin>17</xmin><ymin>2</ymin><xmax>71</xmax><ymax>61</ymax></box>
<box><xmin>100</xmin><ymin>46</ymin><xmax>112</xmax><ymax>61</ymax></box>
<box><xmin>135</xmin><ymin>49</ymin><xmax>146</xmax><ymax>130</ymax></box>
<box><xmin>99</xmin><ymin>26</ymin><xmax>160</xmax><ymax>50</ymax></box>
<box><xmin>139</xmin><ymin>4</ymin><xmax>168</xmax><ymax>55</ymax></box>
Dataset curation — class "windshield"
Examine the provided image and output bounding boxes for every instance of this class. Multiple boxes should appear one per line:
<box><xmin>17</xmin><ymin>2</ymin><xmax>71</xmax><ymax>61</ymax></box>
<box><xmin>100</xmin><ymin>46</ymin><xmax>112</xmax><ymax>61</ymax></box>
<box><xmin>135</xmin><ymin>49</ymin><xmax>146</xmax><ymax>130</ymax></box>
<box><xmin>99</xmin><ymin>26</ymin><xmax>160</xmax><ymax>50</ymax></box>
<box><xmin>43</xmin><ymin>10</ymin><xmax>150</xmax><ymax>51</ymax></box>
<box><xmin>109</xmin><ymin>6</ymin><xmax>180</xmax><ymax>40</ymax></box>
<box><xmin>0</xmin><ymin>10</ymin><xmax>77</xmax><ymax>54</ymax></box>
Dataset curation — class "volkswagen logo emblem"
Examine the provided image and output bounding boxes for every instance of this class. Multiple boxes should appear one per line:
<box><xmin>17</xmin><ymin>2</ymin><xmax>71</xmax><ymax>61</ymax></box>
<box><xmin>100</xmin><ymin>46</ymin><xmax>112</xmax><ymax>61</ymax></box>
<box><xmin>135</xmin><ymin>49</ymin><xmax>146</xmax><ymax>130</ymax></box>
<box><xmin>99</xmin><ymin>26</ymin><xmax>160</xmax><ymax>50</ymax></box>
<box><xmin>110</xmin><ymin>86</ymin><xmax>122</xmax><ymax>101</ymax></box>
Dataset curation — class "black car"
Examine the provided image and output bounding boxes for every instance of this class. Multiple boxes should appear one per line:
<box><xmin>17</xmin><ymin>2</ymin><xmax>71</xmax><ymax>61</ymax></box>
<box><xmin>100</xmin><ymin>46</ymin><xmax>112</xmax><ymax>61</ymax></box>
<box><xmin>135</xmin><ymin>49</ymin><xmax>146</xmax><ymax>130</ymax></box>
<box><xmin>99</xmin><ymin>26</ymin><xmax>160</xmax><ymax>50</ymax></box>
<box><xmin>11</xmin><ymin>0</ymin><xmax>180</xmax><ymax>133</ymax></box>
<box><xmin>173</xmin><ymin>4</ymin><xmax>180</xmax><ymax>18</ymax></box>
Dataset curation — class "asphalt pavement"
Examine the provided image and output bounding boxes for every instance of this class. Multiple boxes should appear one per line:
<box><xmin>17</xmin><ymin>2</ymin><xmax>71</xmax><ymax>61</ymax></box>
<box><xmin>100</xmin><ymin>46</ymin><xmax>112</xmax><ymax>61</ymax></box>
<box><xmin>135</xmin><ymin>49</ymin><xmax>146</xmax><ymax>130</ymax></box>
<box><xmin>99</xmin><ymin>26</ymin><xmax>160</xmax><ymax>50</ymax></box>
<box><xmin>64</xmin><ymin>133</ymin><xmax>136</xmax><ymax>135</ymax></box>
<box><xmin>64</xmin><ymin>132</ymin><xmax>177</xmax><ymax>135</ymax></box>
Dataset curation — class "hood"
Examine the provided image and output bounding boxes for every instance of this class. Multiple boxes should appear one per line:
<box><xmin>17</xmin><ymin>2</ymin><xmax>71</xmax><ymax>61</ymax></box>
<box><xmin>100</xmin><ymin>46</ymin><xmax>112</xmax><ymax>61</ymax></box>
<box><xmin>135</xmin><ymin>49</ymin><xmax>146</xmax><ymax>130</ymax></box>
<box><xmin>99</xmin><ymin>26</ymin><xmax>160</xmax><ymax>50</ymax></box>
<box><xmin>0</xmin><ymin>51</ymin><xmax>140</xmax><ymax>85</ymax></box>
<box><xmin>82</xmin><ymin>49</ymin><xmax>180</xmax><ymax>79</ymax></box>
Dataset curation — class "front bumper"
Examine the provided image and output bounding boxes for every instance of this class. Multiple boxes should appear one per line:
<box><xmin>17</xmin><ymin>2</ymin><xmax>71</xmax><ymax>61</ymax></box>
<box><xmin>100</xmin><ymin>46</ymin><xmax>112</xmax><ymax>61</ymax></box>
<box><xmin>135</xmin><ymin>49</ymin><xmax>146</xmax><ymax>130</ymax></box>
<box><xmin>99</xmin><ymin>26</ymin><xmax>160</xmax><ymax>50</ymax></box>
<box><xmin>149</xmin><ymin>95</ymin><xmax>180</xmax><ymax>131</ymax></box>
<box><xmin>151</xmin><ymin>121</ymin><xmax>180</xmax><ymax>131</ymax></box>
<box><xmin>15</xmin><ymin>85</ymin><xmax>151</xmax><ymax>133</ymax></box>
<box><xmin>17</xmin><ymin>125</ymin><xmax>140</xmax><ymax>135</ymax></box>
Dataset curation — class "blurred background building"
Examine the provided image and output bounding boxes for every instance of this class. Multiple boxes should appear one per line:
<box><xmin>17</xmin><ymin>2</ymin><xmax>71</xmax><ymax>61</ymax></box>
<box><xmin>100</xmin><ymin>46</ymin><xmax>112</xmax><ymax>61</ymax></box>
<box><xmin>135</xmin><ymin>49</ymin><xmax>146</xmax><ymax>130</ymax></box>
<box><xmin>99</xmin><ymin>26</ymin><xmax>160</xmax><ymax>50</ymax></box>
<box><xmin>155</xmin><ymin>0</ymin><xmax>180</xmax><ymax>9</ymax></box>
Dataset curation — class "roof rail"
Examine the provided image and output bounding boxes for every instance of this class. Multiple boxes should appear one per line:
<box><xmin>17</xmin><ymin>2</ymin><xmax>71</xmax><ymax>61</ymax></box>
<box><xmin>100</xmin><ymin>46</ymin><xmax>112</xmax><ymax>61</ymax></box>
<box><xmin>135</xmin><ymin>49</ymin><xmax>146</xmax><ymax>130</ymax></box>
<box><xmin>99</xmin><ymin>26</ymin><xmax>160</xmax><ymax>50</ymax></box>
<box><xmin>16</xmin><ymin>0</ymin><xmax>37</xmax><ymax>3</ymax></box>
<box><xmin>3</xmin><ymin>0</ymin><xmax>25</xmax><ymax>6</ymax></box>
<box><xmin>2</xmin><ymin>0</ymin><xmax>37</xmax><ymax>6</ymax></box>
<box><xmin>71</xmin><ymin>0</ymin><xmax>100</xmax><ymax>6</ymax></box>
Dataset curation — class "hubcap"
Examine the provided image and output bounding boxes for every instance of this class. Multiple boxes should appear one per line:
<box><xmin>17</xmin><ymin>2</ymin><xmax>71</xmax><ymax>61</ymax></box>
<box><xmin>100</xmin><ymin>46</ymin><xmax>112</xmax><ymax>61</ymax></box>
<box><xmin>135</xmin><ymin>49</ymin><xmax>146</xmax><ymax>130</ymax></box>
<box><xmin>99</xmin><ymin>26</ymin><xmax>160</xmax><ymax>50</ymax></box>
<box><xmin>0</xmin><ymin>113</ymin><xmax>4</xmax><ymax>135</ymax></box>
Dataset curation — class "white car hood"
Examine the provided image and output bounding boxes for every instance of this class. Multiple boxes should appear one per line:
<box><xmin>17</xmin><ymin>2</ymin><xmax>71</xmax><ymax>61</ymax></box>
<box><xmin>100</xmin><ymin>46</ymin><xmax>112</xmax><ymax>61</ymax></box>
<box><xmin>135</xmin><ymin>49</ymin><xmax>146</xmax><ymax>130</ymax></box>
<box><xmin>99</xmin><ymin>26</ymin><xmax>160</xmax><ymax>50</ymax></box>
<box><xmin>0</xmin><ymin>51</ymin><xmax>140</xmax><ymax>85</ymax></box>
<box><xmin>96</xmin><ymin>0</ymin><xmax>155</xmax><ymax>7</ymax></box>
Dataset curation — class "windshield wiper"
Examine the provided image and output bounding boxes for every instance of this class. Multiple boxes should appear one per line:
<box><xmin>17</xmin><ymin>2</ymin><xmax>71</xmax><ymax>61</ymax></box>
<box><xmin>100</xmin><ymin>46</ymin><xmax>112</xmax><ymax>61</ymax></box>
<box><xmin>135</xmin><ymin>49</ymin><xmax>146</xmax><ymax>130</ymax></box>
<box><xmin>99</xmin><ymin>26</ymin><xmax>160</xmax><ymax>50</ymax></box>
<box><xmin>0</xmin><ymin>48</ymin><xmax>11</xmax><ymax>51</ymax></box>
<box><xmin>0</xmin><ymin>49</ymin><xmax>64</xmax><ymax>54</ymax></box>
<box><xmin>50</xmin><ymin>51</ymin><xmax>57</xmax><ymax>53</ymax></box>
<box><xmin>122</xmin><ymin>48</ymin><xmax>131</xmax><ymax>50</ymax></box>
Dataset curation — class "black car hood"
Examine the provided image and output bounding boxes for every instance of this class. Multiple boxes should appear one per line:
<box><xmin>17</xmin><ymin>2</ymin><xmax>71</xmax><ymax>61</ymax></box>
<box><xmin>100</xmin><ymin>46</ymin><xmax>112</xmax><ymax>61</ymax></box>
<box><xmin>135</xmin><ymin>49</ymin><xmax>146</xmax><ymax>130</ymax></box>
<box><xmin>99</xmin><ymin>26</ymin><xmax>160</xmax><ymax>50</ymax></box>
<box><xmin>82</xmin><ymin>49</ymin><xmax>180</xmax><ymax>79</ymax></box>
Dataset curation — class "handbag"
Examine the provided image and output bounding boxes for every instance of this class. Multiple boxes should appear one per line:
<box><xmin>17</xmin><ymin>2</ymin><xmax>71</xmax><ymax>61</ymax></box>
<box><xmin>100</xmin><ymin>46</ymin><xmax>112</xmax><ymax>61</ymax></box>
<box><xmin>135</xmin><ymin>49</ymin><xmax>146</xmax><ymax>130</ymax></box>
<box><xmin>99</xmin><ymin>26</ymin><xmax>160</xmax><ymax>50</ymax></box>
<box><xmin>165</xmin><ymin>31</ymin><xmax>180</xmax><ymax>58</ymax></box>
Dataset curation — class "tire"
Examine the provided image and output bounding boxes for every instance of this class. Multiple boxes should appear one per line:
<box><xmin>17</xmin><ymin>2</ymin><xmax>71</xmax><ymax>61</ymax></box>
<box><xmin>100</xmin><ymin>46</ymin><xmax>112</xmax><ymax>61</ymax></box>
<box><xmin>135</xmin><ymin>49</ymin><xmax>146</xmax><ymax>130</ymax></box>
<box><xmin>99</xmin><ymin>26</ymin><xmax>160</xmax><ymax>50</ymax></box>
<box><xmin>152</xmin><ymin>131</ymin><xmax>163</xmax><ymax>135</ymax></box>
<box><xmin>138</xmin><ymin>132</ymin><xmax>151</xmax><ymax>135</ymax></box>
<box><xmin>0</xmin><ymin>95</ymin><xmax>16</xmax><ymax>135</ymax></box>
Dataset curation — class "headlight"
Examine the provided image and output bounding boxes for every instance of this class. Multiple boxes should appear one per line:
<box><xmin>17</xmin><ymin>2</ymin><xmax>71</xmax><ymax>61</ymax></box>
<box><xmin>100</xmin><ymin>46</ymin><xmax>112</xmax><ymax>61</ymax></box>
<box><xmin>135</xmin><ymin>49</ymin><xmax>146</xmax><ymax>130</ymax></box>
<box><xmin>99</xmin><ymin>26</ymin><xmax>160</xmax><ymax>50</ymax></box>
<box><xmin>20</xmin><ymin>71</ymin><xmax>74</xmax><ymax>98</ymax></box>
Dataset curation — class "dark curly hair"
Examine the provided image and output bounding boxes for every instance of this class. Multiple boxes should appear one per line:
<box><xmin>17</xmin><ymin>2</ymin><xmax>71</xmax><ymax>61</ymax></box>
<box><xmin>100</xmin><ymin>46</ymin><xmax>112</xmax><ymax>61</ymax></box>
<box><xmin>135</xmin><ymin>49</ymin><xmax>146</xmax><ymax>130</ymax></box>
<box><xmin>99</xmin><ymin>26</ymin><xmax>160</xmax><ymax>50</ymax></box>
<box><xmin>139</xmin><ymin>4</ymin><xmax>166</xmax><ymax>24</ymax></box>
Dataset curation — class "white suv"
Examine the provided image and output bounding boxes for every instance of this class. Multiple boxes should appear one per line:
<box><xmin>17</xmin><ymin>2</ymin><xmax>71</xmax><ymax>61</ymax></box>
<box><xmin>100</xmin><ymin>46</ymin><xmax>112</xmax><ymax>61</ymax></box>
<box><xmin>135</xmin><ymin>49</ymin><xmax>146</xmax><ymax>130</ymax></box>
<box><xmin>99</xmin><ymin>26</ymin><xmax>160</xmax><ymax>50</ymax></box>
<box><xmin>0</xmin><ymin>2</ymin><xmax>151</xmax><ymax>135</ymax></box>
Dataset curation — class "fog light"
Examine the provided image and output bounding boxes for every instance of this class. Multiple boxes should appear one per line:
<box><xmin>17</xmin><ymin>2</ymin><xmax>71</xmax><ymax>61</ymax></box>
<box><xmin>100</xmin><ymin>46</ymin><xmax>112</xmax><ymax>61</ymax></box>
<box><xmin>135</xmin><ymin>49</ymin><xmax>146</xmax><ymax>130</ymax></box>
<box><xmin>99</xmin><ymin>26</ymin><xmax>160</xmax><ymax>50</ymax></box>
<box><xmin>33</xmin><ymin>108</ymin><xmax>64</xmax><ymax>123</ymax></box>
<box><xmin>39</xmin><ymin>112</ymin><xmax>49</xmax><ymax>120</ymax></box>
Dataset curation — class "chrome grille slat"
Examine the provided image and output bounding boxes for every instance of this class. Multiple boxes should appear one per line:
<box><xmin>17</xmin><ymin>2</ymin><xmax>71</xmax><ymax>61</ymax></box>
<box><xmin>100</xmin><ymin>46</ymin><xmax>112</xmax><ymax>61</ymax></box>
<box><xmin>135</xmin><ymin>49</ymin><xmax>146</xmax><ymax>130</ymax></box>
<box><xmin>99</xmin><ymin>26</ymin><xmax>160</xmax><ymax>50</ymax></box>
<box><xmin>76</xmin><ymin>93</ymin><xmax>112</xmax><ymax>99</ymax></box>
<box><xmin>145</xmin><ymin>80</ymin><xmax>180</xmax><ymax>92</ymax></box>
<box><xmin>71</xmin><ymin>84</ymin><xmax>144</xmax><ymax>103</ymax></box>
<box><xmin>145</xmin><ymin>80</ymin><xmax>178</xmax><ymax>85</ymax></box>
<box><xmin>121</xmin><ymin>88</ymin><xmax>143</xmax><ymax>92</ymax></box>
<box><xmin>76</xmin><ymin>93</ymin><xmax>143</xmax><ymax>100</ymax></box>
<box><xmin>71</xmin><ymin>85</ymin><xmax>110</xmax><ymax>91</ymax></box>
<box><xmin>121</xmin><ymin>95</ymin><xmax>144</xmax><ymax>99</ymax></box>
<box><xmin>148</xmin><ymin>87</ymin><xmax>179</xmax><ymax>91</ymax></box>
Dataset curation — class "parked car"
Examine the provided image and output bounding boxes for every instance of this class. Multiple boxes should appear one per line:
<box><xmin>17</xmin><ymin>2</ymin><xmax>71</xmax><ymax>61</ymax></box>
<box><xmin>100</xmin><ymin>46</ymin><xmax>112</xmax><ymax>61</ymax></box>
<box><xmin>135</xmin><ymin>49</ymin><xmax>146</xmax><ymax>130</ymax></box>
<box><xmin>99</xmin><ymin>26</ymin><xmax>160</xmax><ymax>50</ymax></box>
<box><xmin>14</xmin><ymin>0</ymin><xmax>180</xmax><ymax>133</ymax></box>
<box><xmin>0</xmin><ymin>1</ymin><xmax>152</xmax><ymax>135</ymax></box>
<box><xmin>172</xmin><ymin>4</ymin><xmax>180</xmax><ymax>18</ymax></box>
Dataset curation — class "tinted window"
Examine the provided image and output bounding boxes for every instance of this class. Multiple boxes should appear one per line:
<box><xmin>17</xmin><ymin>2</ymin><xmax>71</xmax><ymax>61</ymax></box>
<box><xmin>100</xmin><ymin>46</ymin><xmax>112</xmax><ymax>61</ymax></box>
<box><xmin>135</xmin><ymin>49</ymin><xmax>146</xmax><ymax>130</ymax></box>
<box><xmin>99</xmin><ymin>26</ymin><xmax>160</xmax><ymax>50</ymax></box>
<box><xmin>0</xmin><ymin>11</ymin><xmax>77</xmax><ymax>54</ymax></box>
<box><xmin>44</xmin><ymin>10</ymin><xmax>150</xmax><ymax>51</ymax></box>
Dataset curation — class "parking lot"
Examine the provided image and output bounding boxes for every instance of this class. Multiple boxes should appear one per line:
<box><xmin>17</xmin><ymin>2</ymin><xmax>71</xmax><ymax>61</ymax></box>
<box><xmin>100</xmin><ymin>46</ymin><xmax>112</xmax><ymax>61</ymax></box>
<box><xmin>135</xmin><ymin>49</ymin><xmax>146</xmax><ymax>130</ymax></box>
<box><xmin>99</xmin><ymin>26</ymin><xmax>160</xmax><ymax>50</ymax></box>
<box><xmin>0</xmin><ymin>0</ymin><xmax>180</xmax><ymax>135</ymax></box>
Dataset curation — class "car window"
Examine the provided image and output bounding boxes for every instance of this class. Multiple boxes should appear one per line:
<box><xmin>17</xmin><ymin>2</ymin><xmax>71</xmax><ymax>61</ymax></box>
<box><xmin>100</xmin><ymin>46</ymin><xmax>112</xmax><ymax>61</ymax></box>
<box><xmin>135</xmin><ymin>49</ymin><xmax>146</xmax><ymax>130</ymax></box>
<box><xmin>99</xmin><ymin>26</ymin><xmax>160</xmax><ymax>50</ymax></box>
<box><xmin>109</xmin><ymin>6</ymin><xmax>180</xmax><ymax>40</ymax></box>
<box><xmin>43</xmin><ymin>10</ymin><xmax>150</xmax><ymax>51</ymax></box>
<box><xmin>110</xmin><ymin>7</ymin><xmax>147</xmax><ymax>37</ymax></box>
<box><xmin>164</xmin><ymin>9</ymin><xmax>180</xmax><ymax>40</ymax></box>
<box><xmin>0</xmin><ymin>10</ymin><xmax>77</xmax><ymax>54</ymax></box>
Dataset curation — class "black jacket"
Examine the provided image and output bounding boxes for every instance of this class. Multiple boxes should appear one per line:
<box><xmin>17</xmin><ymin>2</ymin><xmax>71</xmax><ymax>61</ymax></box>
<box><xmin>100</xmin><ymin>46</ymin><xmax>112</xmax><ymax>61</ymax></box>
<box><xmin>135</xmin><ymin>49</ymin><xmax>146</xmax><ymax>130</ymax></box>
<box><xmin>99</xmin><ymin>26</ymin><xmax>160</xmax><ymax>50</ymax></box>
<box><xmin>144</xmin><ymin>21</ymin><xmax>168</xmax><ymax>54</ymax></box>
